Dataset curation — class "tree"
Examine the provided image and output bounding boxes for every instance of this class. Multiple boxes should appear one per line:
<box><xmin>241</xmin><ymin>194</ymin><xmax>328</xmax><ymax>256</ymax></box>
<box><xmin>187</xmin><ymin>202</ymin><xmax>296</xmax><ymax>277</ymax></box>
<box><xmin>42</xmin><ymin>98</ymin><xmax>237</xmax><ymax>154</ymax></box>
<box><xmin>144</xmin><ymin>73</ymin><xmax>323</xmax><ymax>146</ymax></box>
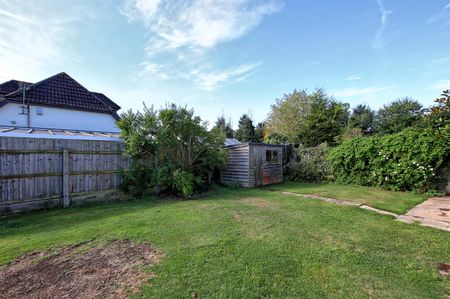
<box><xmin>254</xmin><ymin>122</ymin><xmax>265</xmax><ymax>142</ymax></box>
<box><xmin>212</xmin><ymin>115</ymin><xmax>234</xmax><ymax>138</ymax></box>
<box><xmin>117</xmin><ymin>104</ymin><xmax>227</xmax><ymax>197</ymax></box>
<box><xmin>234</xmin><ymin>114</ymin><xmax>255</xmax><ymax>142</ymax></box>
<box><xmin>266</xmin><ymin>89</ymin><xmax>349</xmax><ymax>146</ymax></box>
<box><xmin>374</xmin><ymin>98</ymin><xmax>424</xmax><ymax>135</ymax></box>
<box><xmin>427</xmin><ymin>90</ymin><xmax>450</xmax><ymax>130</ymax></box>
<box><xmin>348</xmin><ymin>104</ymin><xmax>374</xmax><ymax>133</ymax></box>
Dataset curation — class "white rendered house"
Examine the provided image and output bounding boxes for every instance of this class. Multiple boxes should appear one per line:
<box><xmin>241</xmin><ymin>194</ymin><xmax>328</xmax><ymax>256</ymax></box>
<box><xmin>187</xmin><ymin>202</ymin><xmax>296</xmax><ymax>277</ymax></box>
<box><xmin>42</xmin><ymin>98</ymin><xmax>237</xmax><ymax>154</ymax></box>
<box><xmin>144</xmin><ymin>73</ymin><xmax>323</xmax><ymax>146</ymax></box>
<box><xmin>0</xmin><ymin>72</ymin><xmax>121</xmax><ymax>133</ymax></box>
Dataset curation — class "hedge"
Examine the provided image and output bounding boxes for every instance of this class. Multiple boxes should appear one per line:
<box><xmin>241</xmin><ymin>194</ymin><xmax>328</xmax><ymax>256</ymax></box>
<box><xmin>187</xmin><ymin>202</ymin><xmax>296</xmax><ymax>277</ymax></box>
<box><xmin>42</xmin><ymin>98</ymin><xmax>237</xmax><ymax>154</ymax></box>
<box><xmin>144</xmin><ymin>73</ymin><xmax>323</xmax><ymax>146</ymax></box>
<box><xmin>328</xmin><ymin>127</ymin><xmax>449</xmax><ymax>192</ymax></box>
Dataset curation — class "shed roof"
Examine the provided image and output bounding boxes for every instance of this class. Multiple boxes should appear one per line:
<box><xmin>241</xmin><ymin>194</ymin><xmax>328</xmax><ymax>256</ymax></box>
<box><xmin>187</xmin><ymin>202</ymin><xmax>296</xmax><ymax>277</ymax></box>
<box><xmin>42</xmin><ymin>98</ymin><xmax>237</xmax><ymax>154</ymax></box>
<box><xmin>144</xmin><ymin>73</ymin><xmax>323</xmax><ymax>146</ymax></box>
<box><xmin>225</xmin><ymin>141</ymin><xmax>283</xmax><ymax>149</ymax></box>
<box><xmin>224</xmin><ymin>138</ymin><xmax>241</xmax><ymax>146</ymax></box>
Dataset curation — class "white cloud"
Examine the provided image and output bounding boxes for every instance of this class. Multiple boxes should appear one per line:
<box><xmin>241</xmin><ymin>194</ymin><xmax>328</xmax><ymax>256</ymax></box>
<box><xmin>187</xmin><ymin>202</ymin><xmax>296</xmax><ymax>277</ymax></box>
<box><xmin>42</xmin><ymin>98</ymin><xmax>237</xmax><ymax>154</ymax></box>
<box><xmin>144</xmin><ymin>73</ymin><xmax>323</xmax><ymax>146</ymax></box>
<box><xmin>121</xmin><ymin>0</ymin><xmax>280</xmax><ymax>90</ymax></box>
<box><xmin>306</xmin><ymin>61</ymin><xmax>320</xmax><ymax>67</ymax></box>
<box><xmin>427</xmin><ymin>3</ymin><xmax>450</xmax><ymax>25</ymax></box>
<box><xmin>345</xmin><ymin>74</ymin><xmax>362</xmax><ymax>81</ymax></box>
<box><xmin>122</xmin><ymin>0</ymin><xmax>281</xmax><ymax>51</ymax></box>
<box><xmin>372</xmin><ymin>0</ymin><xmax>392</xmax><ymax>49</ymax></box>
<box><xmin>191</xmin><ymin>62</ymin><xmax>263</xmax><ymax>91</ymax></box>
<box><xmin>333</xmin><ymin>86</ymin><xmax>395</xmax><ymax>98</ymax></box>
<box><xmin>429</xmin><ymin>80</ymin><xmax>450</xmax><ymax>91</ymax></box>
<box><xmin>122</xmin><ymin>0</ymin><xmax>161</xmax><ymax>20</ymax></box>
<box><xmin>0</xmin><ymin>1</ymin><xmax>89</xmax><ymax>81</ymax></box>
<box><xmin>431</xmin><ymin>57</ymin><xmax>449</xmax><ymax>64</ymax></box>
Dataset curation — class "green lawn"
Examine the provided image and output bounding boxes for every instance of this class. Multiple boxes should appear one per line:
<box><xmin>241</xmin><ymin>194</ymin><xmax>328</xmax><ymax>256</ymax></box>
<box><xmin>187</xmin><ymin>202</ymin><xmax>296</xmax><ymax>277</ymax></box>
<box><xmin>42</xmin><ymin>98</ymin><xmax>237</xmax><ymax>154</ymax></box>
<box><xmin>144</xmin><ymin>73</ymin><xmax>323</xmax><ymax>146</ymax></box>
<box><xmin>0</xmin><ymin>184</ymin><xmax>448</xmax><ymax>298</ymax></box>
<box><xmin>265</xmin><ymin>181</ymin><xmax>428</xmax><ymax>214</ymax></box>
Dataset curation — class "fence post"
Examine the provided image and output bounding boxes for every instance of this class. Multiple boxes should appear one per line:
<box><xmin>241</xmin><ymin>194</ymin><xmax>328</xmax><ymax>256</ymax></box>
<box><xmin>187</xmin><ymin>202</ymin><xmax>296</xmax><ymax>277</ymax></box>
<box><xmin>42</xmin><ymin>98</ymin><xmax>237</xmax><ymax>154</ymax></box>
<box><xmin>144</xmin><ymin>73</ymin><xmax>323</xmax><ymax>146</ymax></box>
<box><xmin>63</xmin><ymin>149</ymin><xmax>71</xmax><ymax>207</ymax></box>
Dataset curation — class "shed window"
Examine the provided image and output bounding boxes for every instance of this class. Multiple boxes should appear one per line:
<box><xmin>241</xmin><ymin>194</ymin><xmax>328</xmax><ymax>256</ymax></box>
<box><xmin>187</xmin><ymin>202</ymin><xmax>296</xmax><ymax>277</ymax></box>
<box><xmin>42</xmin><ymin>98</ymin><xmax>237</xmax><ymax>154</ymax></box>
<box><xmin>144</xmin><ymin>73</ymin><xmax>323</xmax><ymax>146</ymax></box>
<box><xmin>266</xmin><ymin>150</ymin><xmax>278</xmax><ymax>163</ymax></box>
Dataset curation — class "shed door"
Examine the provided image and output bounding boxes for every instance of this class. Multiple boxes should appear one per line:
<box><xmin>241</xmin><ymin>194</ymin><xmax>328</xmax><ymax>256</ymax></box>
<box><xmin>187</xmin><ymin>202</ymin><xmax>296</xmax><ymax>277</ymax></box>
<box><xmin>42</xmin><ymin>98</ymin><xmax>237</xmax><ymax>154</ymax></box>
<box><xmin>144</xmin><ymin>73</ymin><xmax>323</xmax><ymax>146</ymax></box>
<box><xmin>254</xmin><ymin>148</ymin><xmax>263</xmax><ymax>186</ymax></box>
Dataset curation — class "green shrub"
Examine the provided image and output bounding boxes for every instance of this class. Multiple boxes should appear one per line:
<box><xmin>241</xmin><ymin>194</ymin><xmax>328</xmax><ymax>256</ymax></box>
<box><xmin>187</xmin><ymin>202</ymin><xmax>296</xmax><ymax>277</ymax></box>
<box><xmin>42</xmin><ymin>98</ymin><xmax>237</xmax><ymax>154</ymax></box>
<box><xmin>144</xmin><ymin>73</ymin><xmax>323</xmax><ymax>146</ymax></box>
<box><xmin>117</xmin><ymin>104</ymin><xmax>227</xmax><ymax>198</ymax></box>
<box><xmin>329</xmin><ymin>127</ymin><xmax>449</xmax><ymax>192</ymax></box>
<box><xmin>120</xmin><ymin>160</ymin><xmax>154</xmax><ymax>197</ymax></box>
<box><xmin>289</xmin><ymin>143</ymin><xmax>331</xmax><ymax>182</ymax></box>
<box><xmin>173</xmin><ymin>170</ymin><xmax>201</xmax><ymax>198</ymax></box>
<box><xmin>228</xmin><ymin>180</ymin><xmax>242</xmax><ymax>190</ymax></box>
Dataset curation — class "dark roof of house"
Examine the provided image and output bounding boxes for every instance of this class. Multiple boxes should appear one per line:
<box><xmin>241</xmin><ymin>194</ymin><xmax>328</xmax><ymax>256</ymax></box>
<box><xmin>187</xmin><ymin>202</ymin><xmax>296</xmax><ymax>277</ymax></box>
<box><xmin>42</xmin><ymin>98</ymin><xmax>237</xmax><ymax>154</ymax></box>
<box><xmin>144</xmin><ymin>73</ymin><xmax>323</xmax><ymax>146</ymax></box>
<box><xmin>0</xmin><ymin>80</ymin><xmax>32</xmax><ymax>95</ymax></box>
<box><xmin>92</xmin><ymin>92</ymin><xmax>121</xmax><ymax>110</ymax></box>
<box><xmin>0</xmin><ymin>72</ymin><xmax>120</xmax><ymax>119</ymax></box>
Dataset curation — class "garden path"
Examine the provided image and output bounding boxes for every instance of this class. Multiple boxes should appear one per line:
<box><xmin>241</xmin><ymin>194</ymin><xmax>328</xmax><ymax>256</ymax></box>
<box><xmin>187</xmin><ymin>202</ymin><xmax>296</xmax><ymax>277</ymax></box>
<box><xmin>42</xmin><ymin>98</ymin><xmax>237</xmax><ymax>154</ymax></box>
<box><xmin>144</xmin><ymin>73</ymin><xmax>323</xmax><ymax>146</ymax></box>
<box><xmin>280</xmin><ymin>191</ymin><xmax>450</xmax><ymax>232</ymax></box>
<box><xmin>397</xmin><ymin>197</ymin><xmax>450</xmax><ymax>232</ymax></box>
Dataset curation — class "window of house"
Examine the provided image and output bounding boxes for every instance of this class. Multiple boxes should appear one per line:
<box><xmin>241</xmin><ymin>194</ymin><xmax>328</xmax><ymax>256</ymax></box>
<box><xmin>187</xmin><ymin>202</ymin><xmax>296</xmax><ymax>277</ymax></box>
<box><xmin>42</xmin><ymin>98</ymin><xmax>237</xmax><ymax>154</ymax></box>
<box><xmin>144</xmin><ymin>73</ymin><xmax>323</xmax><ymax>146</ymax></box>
<box><xmin>266</xmin><ymin>149</ymin><xmax>278</xmax><ymax>163</ymax></box>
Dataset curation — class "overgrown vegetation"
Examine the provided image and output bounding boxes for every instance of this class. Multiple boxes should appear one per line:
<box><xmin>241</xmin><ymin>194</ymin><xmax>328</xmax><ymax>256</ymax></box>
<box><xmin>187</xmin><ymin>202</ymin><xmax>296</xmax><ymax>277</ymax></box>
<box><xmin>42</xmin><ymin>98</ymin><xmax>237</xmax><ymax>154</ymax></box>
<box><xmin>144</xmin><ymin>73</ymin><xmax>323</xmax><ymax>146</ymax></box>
<box><xmin>266</xmin><ymin>90</ymin><xmax>449</xmax><ymax>193</ymax></box>
<box><xmin>118</xmin><ymin>104</ymin><xmax>227</xmax><ymax>197</ymax></box>
<box><xmin>329</xmin><ymin>127</ymin><xmax>449</xmax><ymax>192</ymax></box>
<box><xmin>288</xmin><ymin>143</ymin><xmax>331</xmax><ymax>182</ymax></box>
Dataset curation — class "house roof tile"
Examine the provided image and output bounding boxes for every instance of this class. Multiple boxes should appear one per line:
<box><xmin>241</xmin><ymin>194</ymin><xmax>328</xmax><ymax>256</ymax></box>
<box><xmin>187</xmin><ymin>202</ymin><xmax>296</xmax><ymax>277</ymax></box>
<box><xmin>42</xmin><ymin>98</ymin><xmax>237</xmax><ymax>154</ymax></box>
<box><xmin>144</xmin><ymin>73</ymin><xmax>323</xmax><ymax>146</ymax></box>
<box><xmin>0</xmin><ymin>80</ymin><xmax>32</xmax><ymax>95</ymax></box>
<box><xmin>1</xmin><ymin>73</ymin><xmax>120</xmax><ymax>119</ymax></box>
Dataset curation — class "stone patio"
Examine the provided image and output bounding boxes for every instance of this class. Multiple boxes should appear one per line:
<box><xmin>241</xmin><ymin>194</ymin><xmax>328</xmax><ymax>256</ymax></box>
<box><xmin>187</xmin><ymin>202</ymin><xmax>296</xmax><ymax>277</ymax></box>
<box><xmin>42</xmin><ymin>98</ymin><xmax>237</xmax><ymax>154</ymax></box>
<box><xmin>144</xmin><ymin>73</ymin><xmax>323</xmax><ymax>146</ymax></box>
<box><xmin>397</xmin><ymin>197</ymin><xmax>450</xmax><ymax>232</ymax></box>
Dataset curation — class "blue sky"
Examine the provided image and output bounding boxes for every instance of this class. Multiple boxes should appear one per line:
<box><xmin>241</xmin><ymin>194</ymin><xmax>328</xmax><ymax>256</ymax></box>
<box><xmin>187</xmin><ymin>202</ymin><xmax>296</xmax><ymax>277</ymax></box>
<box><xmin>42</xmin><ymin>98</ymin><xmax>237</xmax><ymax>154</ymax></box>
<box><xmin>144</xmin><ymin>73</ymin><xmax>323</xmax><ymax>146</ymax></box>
<box><xmin>0</xmin><ymin>0</ymin><xmax>449</xmax><ymax>128</ymax></box>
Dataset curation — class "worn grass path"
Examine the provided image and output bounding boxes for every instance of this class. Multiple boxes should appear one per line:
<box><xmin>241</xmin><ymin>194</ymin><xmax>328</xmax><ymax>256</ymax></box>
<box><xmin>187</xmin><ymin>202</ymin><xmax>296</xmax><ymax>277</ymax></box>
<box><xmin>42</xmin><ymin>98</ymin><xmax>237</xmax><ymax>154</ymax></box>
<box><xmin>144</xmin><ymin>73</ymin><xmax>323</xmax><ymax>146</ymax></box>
<box><xmin>265</xmin><ymin>181</ymin><xmax>428</xmax><ymax>214</ymax></box>
<box><xmin>0</xmin><ymin>185</ymin><xmax>449</xmax><ymax>298</ymax></box>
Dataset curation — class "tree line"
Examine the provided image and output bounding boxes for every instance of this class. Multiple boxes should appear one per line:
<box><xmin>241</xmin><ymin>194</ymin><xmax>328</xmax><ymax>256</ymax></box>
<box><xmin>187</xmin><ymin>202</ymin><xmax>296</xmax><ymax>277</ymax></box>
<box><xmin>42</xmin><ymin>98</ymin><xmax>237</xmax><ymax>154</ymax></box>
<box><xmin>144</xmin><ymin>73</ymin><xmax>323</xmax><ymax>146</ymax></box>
<box><xmin>214</xmin><ymin>88</ymin><xmax>436</xmax><ymax>147</ymax></box>
<box><xmin>118</xmin><ymin>89</ymin><xmax>448</xmax><ymax>197</ymax></box>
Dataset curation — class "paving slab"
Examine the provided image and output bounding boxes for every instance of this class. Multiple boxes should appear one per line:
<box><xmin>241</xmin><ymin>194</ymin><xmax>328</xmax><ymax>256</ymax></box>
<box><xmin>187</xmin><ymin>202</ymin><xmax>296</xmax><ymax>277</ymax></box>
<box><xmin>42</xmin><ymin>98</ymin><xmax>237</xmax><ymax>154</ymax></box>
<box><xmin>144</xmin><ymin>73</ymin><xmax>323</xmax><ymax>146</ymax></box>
<box><xmin>280</xmin><ymin>191</ymin><xmax>362</xmax><ymax>206</ymax></box>
<box><xmin>279</xmin><ymin>191</ymin><xmax>450</xmax><ymax>232</ymax></box>
<box><xmin>396</xmin><ymin>197</ymin><xmax>450</xmax><ymax>232</ymax></box>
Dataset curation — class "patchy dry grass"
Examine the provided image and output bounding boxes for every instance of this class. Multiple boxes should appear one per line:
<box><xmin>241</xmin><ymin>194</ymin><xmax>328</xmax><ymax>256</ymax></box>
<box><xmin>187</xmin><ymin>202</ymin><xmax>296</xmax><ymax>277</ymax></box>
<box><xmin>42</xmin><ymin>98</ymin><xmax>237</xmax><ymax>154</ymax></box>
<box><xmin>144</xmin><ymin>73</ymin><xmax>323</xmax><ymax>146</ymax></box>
<box><xmin>0</xmin><ymin>184</ymin><xmax>448</xmax><ymax>298</ymax></box>
<box><xmin>240</xmin><ymin>197</ymin><xmax>280</xmax><ymax>210</ymax></box>
<box><xmin>0</xmin><ymin>240</ymin><xmax>161</xmax><ymax>299</ymax></box>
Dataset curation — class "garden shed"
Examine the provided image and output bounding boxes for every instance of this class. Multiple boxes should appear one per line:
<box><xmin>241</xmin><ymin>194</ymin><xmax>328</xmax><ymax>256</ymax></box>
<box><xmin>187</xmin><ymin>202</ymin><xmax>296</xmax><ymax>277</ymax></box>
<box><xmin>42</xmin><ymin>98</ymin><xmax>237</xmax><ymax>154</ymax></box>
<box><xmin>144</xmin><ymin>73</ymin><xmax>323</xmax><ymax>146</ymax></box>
<box><xmin>220</xmin><ymin>141</ymin><xmax>283</xmax><ymax>188</ymax></box>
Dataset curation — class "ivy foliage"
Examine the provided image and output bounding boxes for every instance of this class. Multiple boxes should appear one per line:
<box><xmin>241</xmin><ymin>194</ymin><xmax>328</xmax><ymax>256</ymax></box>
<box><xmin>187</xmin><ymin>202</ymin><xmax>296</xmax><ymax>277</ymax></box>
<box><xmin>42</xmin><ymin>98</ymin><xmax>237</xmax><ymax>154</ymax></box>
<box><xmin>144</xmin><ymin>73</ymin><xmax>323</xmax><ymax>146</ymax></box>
<box><xmin>329</xmin><ymin>127</ymin><xmax>449</xmax><ymax>192</ymax></box>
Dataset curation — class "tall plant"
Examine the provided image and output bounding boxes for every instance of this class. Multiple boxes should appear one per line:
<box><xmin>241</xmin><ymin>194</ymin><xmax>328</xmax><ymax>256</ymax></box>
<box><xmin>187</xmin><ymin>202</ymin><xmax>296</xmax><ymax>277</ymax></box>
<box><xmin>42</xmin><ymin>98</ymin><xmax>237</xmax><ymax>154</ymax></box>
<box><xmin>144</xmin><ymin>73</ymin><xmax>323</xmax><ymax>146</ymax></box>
<box><xmin>117</xmin><ymin>104</ymin><xmax>227</xmax><ymax>197</ymax></box>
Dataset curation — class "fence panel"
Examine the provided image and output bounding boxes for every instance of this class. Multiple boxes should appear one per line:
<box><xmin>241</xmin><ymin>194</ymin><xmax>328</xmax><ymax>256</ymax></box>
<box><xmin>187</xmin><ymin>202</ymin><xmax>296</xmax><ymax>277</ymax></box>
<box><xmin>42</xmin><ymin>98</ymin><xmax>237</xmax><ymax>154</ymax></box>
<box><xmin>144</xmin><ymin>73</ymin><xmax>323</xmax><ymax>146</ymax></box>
<box><xmin>0</xmin><ymin>137</ymin><xmax>129</xmax><ymax>206</ymax></box>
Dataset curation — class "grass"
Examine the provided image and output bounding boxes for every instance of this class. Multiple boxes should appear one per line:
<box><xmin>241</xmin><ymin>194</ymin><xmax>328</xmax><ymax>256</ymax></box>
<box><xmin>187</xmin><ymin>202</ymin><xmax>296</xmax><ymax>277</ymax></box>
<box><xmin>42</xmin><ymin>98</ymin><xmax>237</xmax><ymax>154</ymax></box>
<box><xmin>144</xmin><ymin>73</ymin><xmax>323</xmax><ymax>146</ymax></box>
<box><xmin>0</xmin><ymin>183</ymin><xmax>449</xmax><ymax>298</ymax></box>
<box><xmin>265</xmin><ymin>181</ymin><xmax>428</xmax><ymax>214</ymax></box>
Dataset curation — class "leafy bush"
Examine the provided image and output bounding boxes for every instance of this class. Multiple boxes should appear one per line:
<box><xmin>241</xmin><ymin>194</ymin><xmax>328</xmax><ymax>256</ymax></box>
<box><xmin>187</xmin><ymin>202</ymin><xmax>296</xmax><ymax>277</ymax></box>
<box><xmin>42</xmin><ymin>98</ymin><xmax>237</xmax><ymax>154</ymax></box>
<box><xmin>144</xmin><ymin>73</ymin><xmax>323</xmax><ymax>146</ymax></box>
<box><xmin>173</xmin><ymin>170</ymin><xmax>200</xmax><ymax>198</ymax></box>
<box><xmin>288</xmin><ymin>143</ymin><xmax>331</xmax><ymax>182</ymax></box>
<box><xmin>329</xmin><ymin>127</ymin><xmax>449</xmax><ymax>192</ymax></box>
<box><xmin>118</xmin><ymin>104</ymin><xmax>227</xmax><ymax>198</ymax></box>
<box><xmin>120</xmin><ymin>160</ymin><xmax>154</xmax><ymax>197</ymax></box>
<box><xmin>227</xmin><ymin>180</ymin><xmax>242</xmax><ymax>190</ymax></box>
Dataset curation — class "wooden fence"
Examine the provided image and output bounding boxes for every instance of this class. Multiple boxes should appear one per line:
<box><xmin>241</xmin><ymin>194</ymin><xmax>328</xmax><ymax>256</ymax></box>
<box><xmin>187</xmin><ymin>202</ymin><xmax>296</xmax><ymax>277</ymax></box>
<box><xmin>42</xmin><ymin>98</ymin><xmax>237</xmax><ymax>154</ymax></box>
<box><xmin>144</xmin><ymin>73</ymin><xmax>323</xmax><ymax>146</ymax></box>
<box><xmin>0</xmin><ymin>137</ymin><xmax>129</xmax><ymax>212</ymax></box>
